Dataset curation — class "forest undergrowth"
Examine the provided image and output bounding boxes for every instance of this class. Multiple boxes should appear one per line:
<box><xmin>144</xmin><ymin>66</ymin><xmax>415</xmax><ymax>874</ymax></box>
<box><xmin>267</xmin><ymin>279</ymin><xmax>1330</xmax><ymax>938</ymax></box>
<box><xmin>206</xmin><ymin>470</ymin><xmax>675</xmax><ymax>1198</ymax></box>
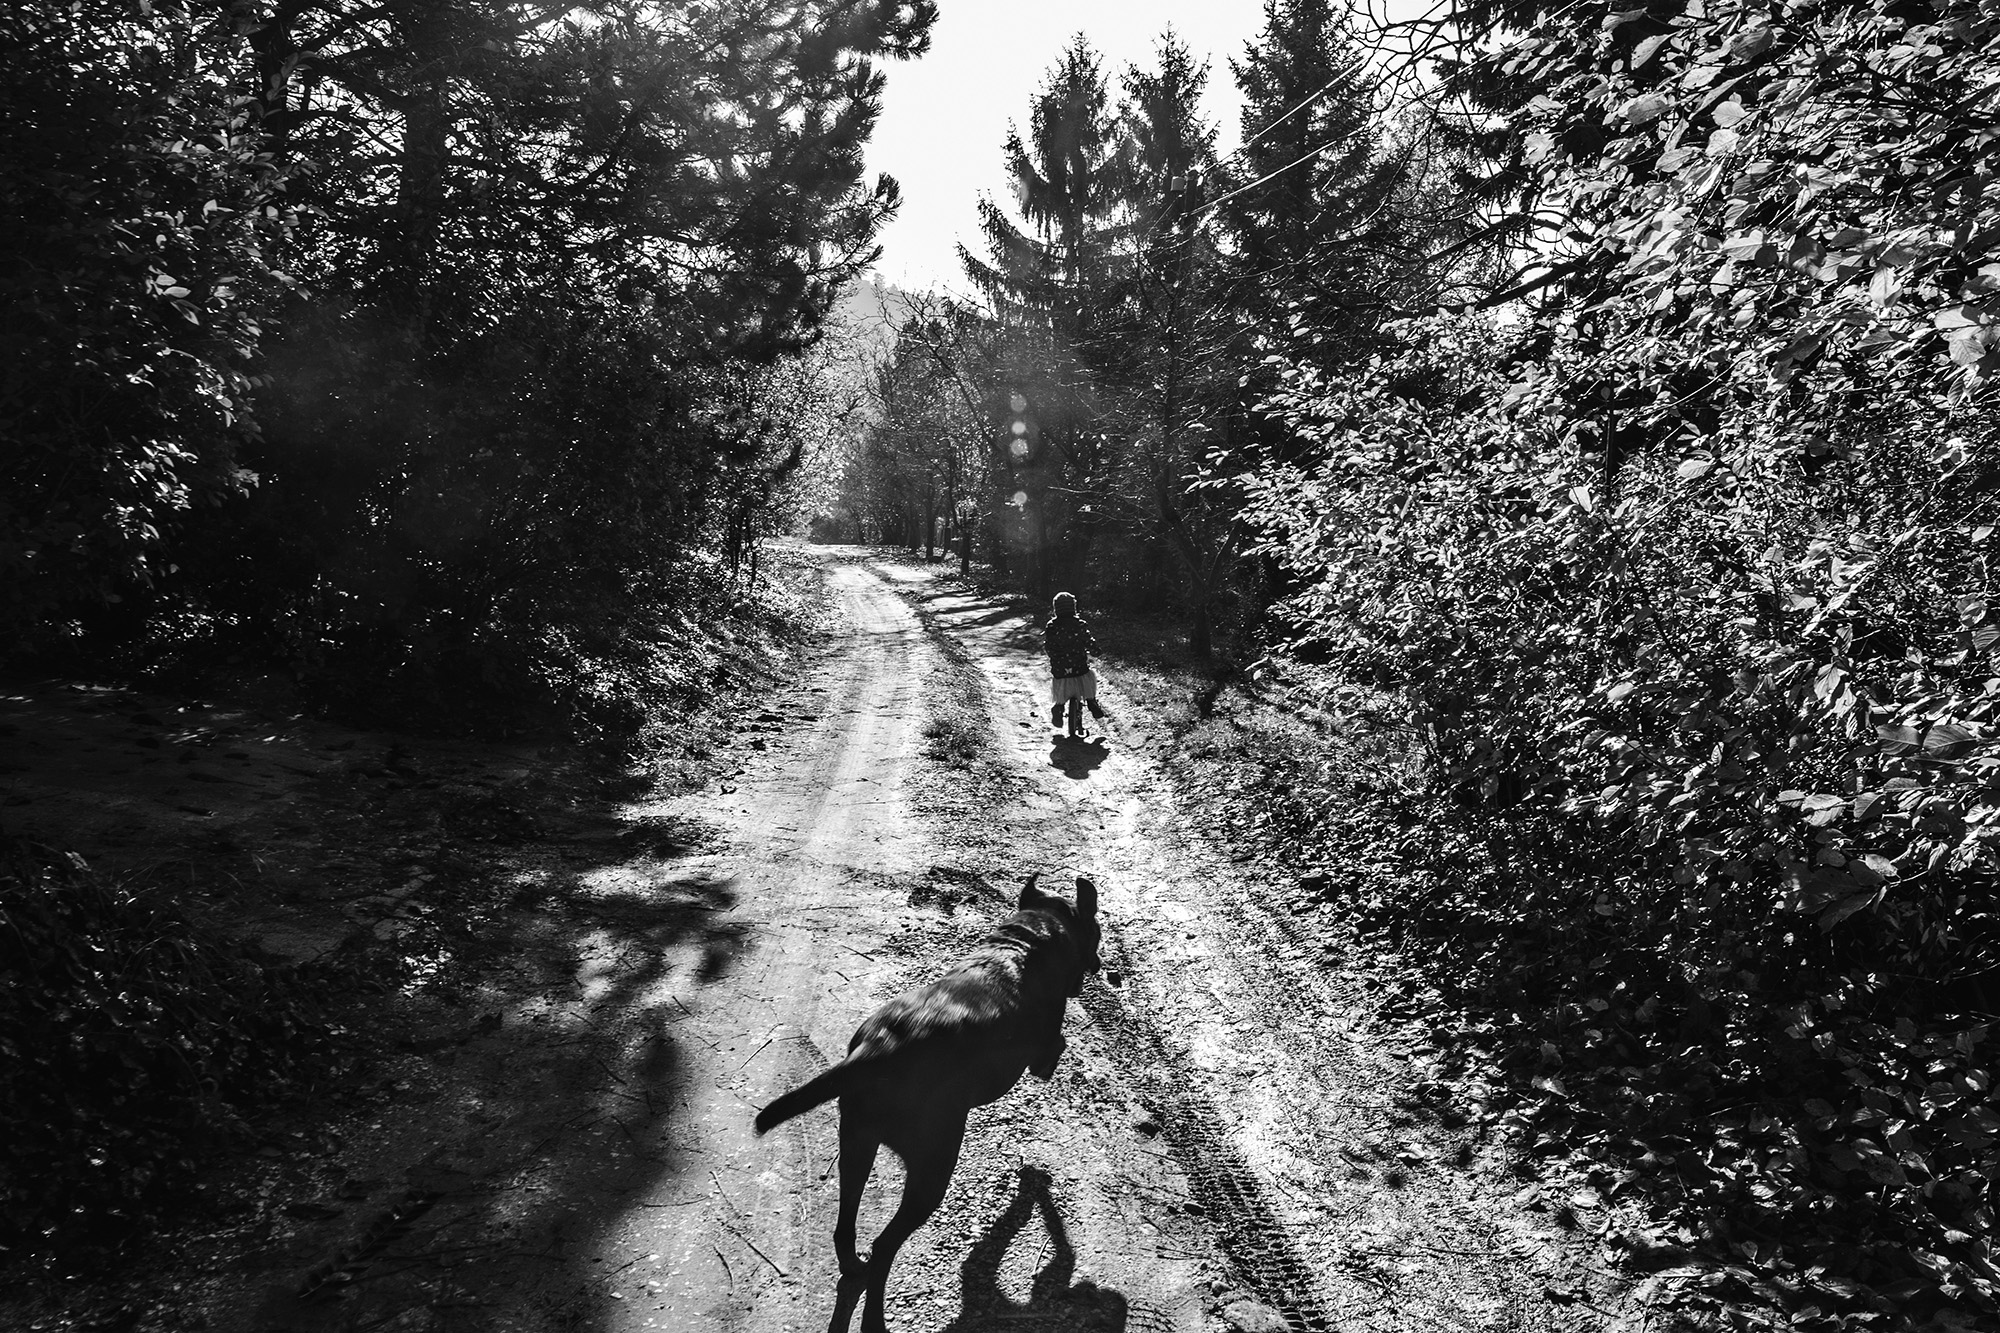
<box><xmin>0</xmin><ymin>550</ymin><xmax>836</xmax><ymax>1295</ymax></box>
<box><xmin>1084</xmin><ymin>616</ymin><xmax>1996</xmax><ymax>1333</ymax></box>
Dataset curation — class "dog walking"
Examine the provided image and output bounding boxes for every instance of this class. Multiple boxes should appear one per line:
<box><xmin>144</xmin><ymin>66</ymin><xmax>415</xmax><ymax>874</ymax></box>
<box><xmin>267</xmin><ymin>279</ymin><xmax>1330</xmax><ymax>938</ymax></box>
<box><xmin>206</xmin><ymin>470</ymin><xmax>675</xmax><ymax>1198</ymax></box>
<box><xmin>753</xmin><ymin>876</ymin><xmax>1102</xmax><ymax>1333</ymax></box>
<box><xmin>1045</xmin><ymin>591</ymin><xmax>1107</xmax><ymax>738</ymax></box>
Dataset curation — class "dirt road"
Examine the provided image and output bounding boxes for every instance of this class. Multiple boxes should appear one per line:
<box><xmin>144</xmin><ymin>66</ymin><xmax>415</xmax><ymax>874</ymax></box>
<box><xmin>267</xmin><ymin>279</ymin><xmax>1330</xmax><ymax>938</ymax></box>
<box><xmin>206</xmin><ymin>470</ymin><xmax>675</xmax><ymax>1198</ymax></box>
<box><xmin>567</xmin><ymin>549</ymin><xmax>1626</xmax><ymax>1333</ymax></box>
<box><xmin>91</xmin><ymin>547</ymin><xmax>1627</xmax><ymax>1333</ymax></box>
<box><xmin>576</xmin><ymin>553</ymin><xmax>1207</xmax><ymax>1333</ymax></box>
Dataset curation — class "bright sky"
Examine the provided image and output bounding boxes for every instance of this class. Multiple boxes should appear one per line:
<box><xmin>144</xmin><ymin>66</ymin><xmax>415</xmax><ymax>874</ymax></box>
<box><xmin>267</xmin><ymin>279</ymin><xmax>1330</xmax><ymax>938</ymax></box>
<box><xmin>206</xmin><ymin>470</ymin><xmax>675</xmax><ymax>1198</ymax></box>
<box><xmin>865</xmin><ymin>4</ymin><xmax>1274</xmax><ymax>294</ymax></box>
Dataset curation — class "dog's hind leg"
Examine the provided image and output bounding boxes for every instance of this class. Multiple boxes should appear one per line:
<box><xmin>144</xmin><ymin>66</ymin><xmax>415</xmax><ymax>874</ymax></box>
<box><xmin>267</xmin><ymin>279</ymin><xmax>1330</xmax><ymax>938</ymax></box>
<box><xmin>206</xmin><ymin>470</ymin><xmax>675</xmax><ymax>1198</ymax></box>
<box><xmin>825</xmin><ymin>1106</ymin><xmax>881</xmax><ymax>1333</ymax></box>
<box><xmin>827</xmin><ymin>1266</ymin><xmax>866</xmax><ymax>1333</ymax></box>
<box><xmin>833</xmin><ymin>1111</ymin><xmax>878</xmax><ymax>1278</ymax></box>
<box><xmin>857</xmin><ymin>1117</ymin><xmax>965</xmax><ymax>1333</ymax></box>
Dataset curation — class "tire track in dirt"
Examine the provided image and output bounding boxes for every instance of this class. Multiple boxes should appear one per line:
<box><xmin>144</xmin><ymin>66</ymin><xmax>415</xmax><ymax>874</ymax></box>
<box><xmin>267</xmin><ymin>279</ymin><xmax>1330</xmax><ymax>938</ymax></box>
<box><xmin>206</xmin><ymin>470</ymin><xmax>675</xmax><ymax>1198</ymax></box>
<box><xmin>885</xmin><ymin>566</ymin><xmax>1338</xmax><ymax>1329</ymax></box>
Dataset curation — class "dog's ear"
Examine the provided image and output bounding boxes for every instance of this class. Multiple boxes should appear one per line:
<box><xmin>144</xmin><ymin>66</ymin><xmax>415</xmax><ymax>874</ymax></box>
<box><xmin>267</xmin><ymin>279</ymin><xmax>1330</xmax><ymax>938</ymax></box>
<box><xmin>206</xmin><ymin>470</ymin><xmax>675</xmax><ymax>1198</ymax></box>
<box><xmin>1075</xmin><ymin>876</ymin><xmax>1097</xmax><ymax>917</ymax></box>
<box><xmin>1018</xmin><ymin>873</ymin><xmax>1044</xmax><ymax>909</ymax></box>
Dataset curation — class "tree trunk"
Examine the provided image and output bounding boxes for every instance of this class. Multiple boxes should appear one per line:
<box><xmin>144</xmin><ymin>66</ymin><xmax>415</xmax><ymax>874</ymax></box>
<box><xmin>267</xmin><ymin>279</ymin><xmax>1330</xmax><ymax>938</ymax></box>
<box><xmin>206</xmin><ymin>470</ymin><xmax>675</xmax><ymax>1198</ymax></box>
<box><xmin>393</xmin><ymin>37</ymin><xmax>450</xmax><ymax>348</ymax></box>
<box><xmin>1190</xmin><ymin>595</ymin><xmax>1213</xmax><ymax>659</ymax></box>
<box><xmin>1147</xmin><ymin>537</ymin><xmax>1171</xmax><ymax>610</ymax></box>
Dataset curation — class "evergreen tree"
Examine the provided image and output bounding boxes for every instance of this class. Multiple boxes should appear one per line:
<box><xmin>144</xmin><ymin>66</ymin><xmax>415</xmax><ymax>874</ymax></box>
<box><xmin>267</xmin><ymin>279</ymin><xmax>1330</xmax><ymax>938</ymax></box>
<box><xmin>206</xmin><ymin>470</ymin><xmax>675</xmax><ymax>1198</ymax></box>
<box><xmin>2</xmin><ymin>0</ymin><xmax>939</xmax><ymax>732</ymax></box>
<box><xmin>961</xmin><ymin>35</ymin><xmax>1127</xmax><ymax>346</ymax></box>
<box><xmin>960</xmin><ymin>35</ymin><xmax>1127</xmax><ymax>593</ymax></box>
<box><xmin>231</xmin><ymin>0</ymin><xmax>936</xmax><ymax>356</ymax></box>
<box><xmin>1225</xmin><ymin>0</ymin><xmax>1403</xmax><ymax>350</ymax></box>
<box><xmin>1110</xmin><ymin>36</ymin><xmax>1240</xmax><ymax>652</ymax></box>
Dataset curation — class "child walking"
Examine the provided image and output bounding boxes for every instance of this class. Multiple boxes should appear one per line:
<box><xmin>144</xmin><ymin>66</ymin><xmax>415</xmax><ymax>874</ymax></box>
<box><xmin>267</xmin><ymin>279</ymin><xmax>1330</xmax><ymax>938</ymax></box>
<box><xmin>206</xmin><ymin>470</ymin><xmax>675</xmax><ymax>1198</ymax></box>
<box><xmin>1044</xmin><ymin>591</ymin><xmax>1106</xmax><ymax>738</ymax></box>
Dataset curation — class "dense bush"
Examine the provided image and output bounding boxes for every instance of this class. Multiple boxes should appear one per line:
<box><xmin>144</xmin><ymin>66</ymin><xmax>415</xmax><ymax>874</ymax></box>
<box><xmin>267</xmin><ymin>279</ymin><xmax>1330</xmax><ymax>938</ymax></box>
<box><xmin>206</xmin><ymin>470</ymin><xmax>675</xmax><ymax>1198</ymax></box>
<box><xmin>0</xmin><ymin>0</ymin><xmax>285</xmax><ymax>646</ymax></box>
<box><xmin>0</xmin><ymin>840</ymin><xmax>334</xmax><ymax>1252</ymax></box>
<box><xmin>1236</xmin><ymin>300</ymin><xmax>2000</xmax><ymax>1320</ymax></box>
<box><xmin>153</xmin><ymin>294</ymin><xmax>748</xmax><ymax>735</ymax></box>
<box><xmin>1202</xmin><ymin>0</ymin><xmax>2000</xmax><ymax>1315</ymax></box>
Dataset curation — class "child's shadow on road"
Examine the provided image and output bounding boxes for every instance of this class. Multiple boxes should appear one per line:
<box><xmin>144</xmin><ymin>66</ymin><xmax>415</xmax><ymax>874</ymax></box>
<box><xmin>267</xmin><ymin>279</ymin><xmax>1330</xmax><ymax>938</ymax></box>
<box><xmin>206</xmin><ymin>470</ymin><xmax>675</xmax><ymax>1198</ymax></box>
<box><xmin>937</xmin><ymin>1165</ymin><xmax>1128</xmax><ymax>1331</ymax></box>
<box><xmin>1048</xmin><ymin>736</ymin><xmax>1109</xmax><ymax>781</ymax></box>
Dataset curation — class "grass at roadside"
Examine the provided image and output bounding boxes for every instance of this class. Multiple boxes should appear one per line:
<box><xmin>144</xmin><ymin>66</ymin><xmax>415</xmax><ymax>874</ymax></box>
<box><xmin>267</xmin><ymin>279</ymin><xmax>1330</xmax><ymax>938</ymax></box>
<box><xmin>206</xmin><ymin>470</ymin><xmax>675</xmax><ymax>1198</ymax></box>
<box><xmin>909</xmin><ymin>604</ymin><xmax>991</xmax><ymax>771</ymax></box>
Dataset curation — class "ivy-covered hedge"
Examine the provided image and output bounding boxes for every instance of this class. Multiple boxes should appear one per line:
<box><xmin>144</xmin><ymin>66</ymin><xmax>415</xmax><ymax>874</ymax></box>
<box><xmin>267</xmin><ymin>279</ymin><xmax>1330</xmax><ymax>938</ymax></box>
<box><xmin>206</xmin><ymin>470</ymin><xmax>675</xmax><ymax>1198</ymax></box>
<box><xmin>0</xmin><ymin>839</ymin><xmax>333</xmax><ymax>1251</ymax></box>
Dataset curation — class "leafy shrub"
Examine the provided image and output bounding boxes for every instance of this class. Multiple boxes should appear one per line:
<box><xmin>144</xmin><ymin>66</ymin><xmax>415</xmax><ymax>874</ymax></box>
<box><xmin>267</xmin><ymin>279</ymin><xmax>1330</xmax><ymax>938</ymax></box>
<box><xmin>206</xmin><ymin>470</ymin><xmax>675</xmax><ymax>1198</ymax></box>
<box><xmin>135</xmin><ymin>293</ymin><xmax>774</xmax><ymax>740</ymax></box>
<box><xmin>1234</xmin><ymin>310</ymin><xmax>2000</xmax><ymax>1321</ymax></box>
<box><xmin>0</xmin><ymin>0</ymin><xmax>286</xmax><ymax>645</ymax></box>
<box><xmin>1243</xmin><ymin>311</ymin><xmax>1998</xmax><ymax>998</ymax></box>
<box><xmin>0</xmin><ymin>839</ymin><xmax>332</xmax><ymax>1252</ymax></box>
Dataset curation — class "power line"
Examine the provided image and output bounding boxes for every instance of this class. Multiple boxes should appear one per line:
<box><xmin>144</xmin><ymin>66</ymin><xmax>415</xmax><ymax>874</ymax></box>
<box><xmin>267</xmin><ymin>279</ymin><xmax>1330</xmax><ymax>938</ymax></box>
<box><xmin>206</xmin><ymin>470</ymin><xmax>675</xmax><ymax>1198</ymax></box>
<box><xmin>1231</xmin><ymin>73</ymin><xmax>1346</xmax><ymax>162</ymax></box>
<box><xmin>1196</xmin><ymin>128</ymin><xmax>1363</xmax><ymax>222</ymax></box>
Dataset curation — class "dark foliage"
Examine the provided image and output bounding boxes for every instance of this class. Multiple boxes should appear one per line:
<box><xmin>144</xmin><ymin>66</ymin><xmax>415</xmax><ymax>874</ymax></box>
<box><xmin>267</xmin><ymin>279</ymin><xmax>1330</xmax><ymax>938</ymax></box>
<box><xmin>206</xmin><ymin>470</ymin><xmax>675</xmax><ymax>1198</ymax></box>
<box><xmin>0</xmin><ymin>0</ymin><xmax>285</xmax><ymax>646</ymax></box>
<box><xmin>1219</xmin><ymin>0</ymin><xmax>2000</xmax><ymax>1317</ymax></box>
<box><xmin>0</xmin><ymin>839</ymin><xmax>336</xmax><ymax>1253</ymax></box>
<box><xmin>3</xmin><ymin>0</ymin><xmax>936</xmax><ymax>740</ymax></box>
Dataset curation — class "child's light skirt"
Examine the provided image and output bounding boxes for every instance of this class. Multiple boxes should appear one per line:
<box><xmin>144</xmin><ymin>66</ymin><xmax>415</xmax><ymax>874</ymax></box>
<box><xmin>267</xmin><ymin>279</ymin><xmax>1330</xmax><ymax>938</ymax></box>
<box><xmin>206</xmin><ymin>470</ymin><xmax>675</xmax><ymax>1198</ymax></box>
<box><xmin>1050</xmin><ymin>671</ymin><xmax>1098</xmax><ymax>704</ymax></box>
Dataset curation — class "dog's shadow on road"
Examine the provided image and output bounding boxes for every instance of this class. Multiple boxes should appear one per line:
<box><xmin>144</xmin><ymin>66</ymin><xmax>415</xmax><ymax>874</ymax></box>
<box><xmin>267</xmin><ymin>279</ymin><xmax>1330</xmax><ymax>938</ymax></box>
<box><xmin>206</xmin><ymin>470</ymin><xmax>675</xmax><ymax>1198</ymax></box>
<box><xmin>937</xmin><ymin>1165</ymin><xmax>1128</xmax><ymax>1332</ymax></box>
<box><xmin>1048</xmin><ymin>736</ymin><xmax>1109</xmax><ymax>781</ymax></box>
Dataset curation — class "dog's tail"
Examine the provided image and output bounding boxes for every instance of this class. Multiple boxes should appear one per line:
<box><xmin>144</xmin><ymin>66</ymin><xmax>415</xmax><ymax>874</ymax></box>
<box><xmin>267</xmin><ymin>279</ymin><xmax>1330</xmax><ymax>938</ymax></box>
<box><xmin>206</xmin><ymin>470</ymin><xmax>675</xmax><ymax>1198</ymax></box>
<box><xmin>753</xmin><ymin>1060</ymin><xmax>860</xmax><ymax>1136</ymax></box>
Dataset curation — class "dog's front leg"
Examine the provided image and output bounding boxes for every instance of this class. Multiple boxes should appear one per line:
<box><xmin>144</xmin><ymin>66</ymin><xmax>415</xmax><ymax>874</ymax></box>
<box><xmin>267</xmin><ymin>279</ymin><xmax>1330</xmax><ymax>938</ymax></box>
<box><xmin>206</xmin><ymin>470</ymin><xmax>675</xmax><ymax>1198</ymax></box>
<box><xmin>1026</xmin><ymin>1001</ymin><xmax>1069</xmax><ymax>1080</ymax></box>
<box><xmin>1026</xmin><ymin>1029</ymin><xmax>1067</xmax><ymax>1080</ymax></box>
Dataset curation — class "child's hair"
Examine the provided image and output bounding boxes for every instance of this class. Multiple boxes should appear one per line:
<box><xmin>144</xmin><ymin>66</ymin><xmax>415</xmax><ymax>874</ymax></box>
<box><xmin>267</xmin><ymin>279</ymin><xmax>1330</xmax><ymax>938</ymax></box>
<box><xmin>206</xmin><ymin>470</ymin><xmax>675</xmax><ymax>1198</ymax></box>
<box><xmin>1052</xmin><ymin>591</ymin><xmax>1077</xmax><ymax>615</ymax></box>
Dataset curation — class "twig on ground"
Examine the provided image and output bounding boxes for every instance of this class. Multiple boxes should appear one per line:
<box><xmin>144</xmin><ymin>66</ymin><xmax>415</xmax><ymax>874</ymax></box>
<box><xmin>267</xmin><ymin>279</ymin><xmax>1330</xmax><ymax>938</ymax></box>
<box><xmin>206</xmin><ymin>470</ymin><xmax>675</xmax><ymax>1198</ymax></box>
<box><xmin>723</xmin><ymin>1222</ymin><xmax>788</xmax><ymax>1279</ymax></box>
<box><xmin>712</xmin><ymin>1242</ymin><xmax>734</xmax><ymax>1290</ymax></box>
<box><xmin>709</xmin><ymin>1168</ymin><xmax>742</xmax><ymax>1219</ymax></box>
<box><xmin>735</xmin><ymin>1028</ymin><xmax>779</xmax><ymax>1071</ymax></box>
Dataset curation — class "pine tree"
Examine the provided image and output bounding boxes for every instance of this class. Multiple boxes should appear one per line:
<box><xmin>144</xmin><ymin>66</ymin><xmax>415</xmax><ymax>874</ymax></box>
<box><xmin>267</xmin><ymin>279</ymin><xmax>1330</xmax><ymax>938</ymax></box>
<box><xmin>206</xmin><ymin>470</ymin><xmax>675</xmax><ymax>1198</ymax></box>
<box><xmin>961</xmin><ymin>36</ymin><xmax>1126</xmax><ymax>343</ymax></box>
<box><xmin>1225</xmin><ymin>0</ymin><xmax>1402</xmax><ymax>347</ymax></box>
<box><xmin>959</xmin><ymin>35</ymin><xmax>1127</xmax><ymax>593</ymax></box>
<box><xmin>1111</xmin><ymin>35</ymin><xmax>1239</xmax><ymax>653</ymax></box>
<box><xmin>235</xmin><ymin>0</ymin><xmax>936</xmax><ymax>357</ymax></box>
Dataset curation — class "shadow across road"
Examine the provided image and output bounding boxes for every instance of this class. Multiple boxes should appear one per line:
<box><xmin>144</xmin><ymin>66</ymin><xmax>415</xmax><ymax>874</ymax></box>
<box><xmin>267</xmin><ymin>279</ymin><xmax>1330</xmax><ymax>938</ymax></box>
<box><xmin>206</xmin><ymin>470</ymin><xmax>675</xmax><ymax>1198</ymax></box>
<box><xmin>230</xmin><ymin>805</ymin><xmax>756</xmax><ymax>1333</ymax></box>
